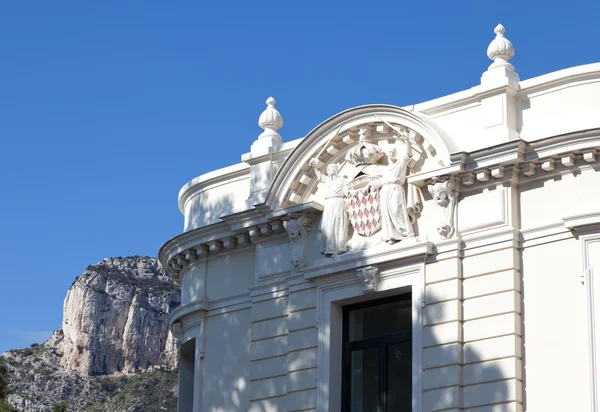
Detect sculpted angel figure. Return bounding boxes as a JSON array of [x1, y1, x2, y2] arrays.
[[309, 158, 349, 256], [370, 142, 414, 244]]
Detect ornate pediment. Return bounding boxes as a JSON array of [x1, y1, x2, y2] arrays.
[[303, 116, 447, 255], [259, 105, 455, 256]]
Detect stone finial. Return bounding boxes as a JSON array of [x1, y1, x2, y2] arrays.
[[258, 97, 283, 141], [486, 24, 515, 70]]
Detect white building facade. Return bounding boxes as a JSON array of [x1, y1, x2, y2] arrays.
[[159, 25, 600, 411]]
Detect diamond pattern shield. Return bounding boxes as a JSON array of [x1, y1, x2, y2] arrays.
[[346, 187, 381, 237]]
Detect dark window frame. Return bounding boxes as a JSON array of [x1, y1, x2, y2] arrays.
[[341, 293, 412, 412]]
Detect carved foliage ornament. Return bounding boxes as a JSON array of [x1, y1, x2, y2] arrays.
[[284, 213, 312, 272], [426, 175, 458, 239], [356, 265, 379, 293]]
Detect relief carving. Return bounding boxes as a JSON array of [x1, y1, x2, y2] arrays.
[[310, 123, 424, 256], [426, 175, 458, 239], [284, 213, 312, 271], [309, 159, 349, 256], [356, 265, 379, 293]]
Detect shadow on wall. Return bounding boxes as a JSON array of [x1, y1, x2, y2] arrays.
[[309, 245, 515, 411], [182, 223, 514, 411], [419, 296, 512, 411], [185, 193, 237, 231]]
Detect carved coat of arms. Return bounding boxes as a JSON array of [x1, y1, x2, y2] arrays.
[[310, 125, 423, 256], [346, 175, 381, 237]]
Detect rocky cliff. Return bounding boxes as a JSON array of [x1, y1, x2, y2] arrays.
[[1, 256, 180, 411]]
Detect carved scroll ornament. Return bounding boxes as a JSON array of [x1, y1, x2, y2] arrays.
[[356, 265, 379, 293], [426, 175, 458, 239], [284, 213, 312, 271]]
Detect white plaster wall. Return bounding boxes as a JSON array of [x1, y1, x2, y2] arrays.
[[206, 249, 256, 301], [521, 80, 600, 140], [181, 263, 206, 304], [522, 238, 591, 411], [183, 176, 250, 231], [520, 169, 600, 230], [458, 187, 509, 234], [428, 103, 483, 153], [202, 309, 252, 412], [256, 238, 292, 280]]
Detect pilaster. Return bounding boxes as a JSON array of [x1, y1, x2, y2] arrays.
[[462, 245, 523, 411], [248, 278, 318, 412], [423, 255, 464, 411]]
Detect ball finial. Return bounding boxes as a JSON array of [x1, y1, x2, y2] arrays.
[[486, 23, 515, 70], [258, 96, 283, 141]]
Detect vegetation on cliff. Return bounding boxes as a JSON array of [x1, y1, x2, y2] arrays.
[[2, 257, 179, 412]]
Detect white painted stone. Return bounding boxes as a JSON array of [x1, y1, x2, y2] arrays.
[[463, 248, 519, 278], [423, 364, 461, 390], [423, 343, 463, 369], [285, 388, 317, 411], [249, 375, 287, 401], [464, 313, 521, 342], [288, 308, 316, 332], [251, 297, 288, 322], [463, 270, 520, 299], [250, 336, 288, 361], [288, 288, 317, 312], [426, 279, 462, 303], [465, 402, 523, 412], [287, 328, 317, 352], [256, 242, 292, 279], [422, 386, 461, 411], [250, 355, 287, 380], [463, 358, 522, 385], [287, 368, 318, 392], [426, 258, 461, 284], [423, 322, 463, 347], [249, 397, 285, 412], [251, 317, 288, 341], [464, 335, 522, 363], [458, 189, 507, 233], [424, 300, 462, 325], [463, 291, 521, 321], [287, 348, 317, 371], [463, 379, 522, 408]]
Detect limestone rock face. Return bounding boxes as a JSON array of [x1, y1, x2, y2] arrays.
[[56, 256, 180, 375]]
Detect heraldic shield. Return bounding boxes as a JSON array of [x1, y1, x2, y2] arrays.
[[346, 174, 382, 237]]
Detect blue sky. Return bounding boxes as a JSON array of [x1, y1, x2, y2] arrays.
[[0, 1, 598, 353]]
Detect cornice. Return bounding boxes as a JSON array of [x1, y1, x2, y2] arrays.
[[518, 62, 600, 94], [410, 130, 600, 190], [409, 63, 600, 117], [564, 211, 600, 231], [159, 202, 322, 283]]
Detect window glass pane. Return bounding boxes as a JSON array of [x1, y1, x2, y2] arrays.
[[350, 347, 379, 412], [386, 341, 412, 412], [348, 297, 411, 341]]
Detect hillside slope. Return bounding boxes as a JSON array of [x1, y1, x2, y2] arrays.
[[2, 257, 180, 412]]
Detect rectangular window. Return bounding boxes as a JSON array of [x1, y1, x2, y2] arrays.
[[342, 294, 412, 412]]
